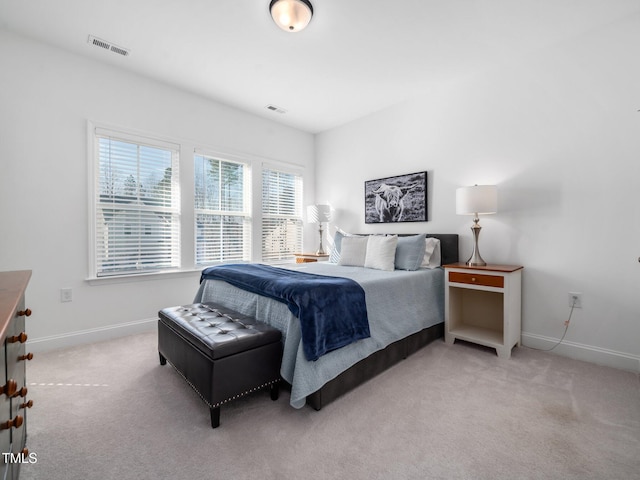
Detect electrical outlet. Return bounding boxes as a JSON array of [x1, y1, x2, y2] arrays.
[[60, 288, 73, 303], [568, 292, 582, 308]]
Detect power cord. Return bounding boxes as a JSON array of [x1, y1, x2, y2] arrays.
[[531, 296, 577, 352]]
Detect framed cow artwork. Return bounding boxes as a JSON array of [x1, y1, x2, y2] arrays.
[[364, 171, 428, 223]]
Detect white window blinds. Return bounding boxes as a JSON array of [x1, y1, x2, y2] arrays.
[[93, 129, 180, 277], [261, 166, 303, 262], [194, 154, 251, 265]]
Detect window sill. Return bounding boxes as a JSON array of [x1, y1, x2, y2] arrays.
[[86, 268, 202, 286]]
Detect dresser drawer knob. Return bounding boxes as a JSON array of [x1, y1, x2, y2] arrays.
[[8, 332, 28, 344], [18, 353, 34, 362], [0, 415, 23, 431], [12, 387, 28, 398], [471, 277, 476, 282], [18, 308, 32, 317], [0, 380, 17, 397], [20, 400, 33, 410]]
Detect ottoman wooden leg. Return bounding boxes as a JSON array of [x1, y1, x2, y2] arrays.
[[270, 383, 279, 401], [159, 352, 167, 365], [210, 407, 221, 429]]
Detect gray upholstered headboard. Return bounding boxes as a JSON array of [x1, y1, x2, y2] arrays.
[[355, 233, 459, 266]]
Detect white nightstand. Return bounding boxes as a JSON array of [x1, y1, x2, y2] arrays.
[[443, 263, 523, 359]]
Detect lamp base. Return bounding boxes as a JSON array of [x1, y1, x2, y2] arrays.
[[316, 224, 325, 256], [466, 258, 487, 267], [466, 221, 487, 267]]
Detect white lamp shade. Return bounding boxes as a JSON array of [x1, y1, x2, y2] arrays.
[[456, 185, 498, 215], [270, 0, 313, 32], [307, 204, 331, 223]]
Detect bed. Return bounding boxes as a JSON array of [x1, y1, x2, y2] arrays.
[[193, 233, 458, 410]]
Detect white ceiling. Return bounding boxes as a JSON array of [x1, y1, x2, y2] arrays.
[[1, 0, 638, 133]]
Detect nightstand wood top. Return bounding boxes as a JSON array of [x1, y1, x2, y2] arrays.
[[443, 263, 523, 273]]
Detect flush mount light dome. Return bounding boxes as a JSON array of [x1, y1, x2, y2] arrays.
[[269, 0, 313, 32]]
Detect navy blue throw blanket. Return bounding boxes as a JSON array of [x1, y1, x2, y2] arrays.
[[200, 264, 370, 361]]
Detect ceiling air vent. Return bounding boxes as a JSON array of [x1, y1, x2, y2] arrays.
[[265, 104, 287, 114], [87, 35, 130, 57]]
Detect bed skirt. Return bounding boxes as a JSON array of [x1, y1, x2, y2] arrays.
[[305, 322, 444, 410]]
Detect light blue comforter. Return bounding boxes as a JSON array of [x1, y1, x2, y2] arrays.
[[194, 262, 444, 408]]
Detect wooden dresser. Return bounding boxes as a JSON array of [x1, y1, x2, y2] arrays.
[[0, 271, 33, 479]]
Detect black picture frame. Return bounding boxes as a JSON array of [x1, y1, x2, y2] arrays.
[[364, 171, 428, 223]]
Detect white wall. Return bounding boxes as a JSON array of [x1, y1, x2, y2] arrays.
[[315, 14, 640, 371], [0, 30, 315, 351]]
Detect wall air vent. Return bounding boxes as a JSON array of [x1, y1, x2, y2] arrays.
[[265, 104, 287, 114], [87, 35, 130, 57]]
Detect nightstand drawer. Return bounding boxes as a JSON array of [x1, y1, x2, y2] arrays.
[[296, 257, 317, 263], [448, 271, 504, 288], [294, 253, 329, 263]]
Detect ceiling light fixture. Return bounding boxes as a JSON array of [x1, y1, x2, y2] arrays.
[[269, 0, 313, 32]]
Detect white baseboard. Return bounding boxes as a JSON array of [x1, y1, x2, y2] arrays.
[[522, 332, 640, 373], [24, 323, 640, 373], [25, 318, 157, 353]]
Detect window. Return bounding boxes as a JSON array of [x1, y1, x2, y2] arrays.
[[261, 166, 303, 262], [90, 124, 306, 278], [92, 128, 180, 277], [194, 154, 251, 265]]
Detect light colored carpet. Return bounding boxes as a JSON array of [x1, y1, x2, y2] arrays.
[[19, 331, 639, 480]]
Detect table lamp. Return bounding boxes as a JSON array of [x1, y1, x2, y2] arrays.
[[307, 204, 331, 255], [456, 185, 497, 266]]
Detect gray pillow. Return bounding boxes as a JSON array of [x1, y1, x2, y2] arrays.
[[329, 230, 346, 263], [394, 234, 427, 270]]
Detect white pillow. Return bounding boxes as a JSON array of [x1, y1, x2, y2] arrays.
[[338, 236, 368, 267], [364, 235, 398, 271], [421, 237, 441, 269]]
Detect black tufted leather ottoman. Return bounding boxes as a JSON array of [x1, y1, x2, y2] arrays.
[[158, 303, 283, 428]]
